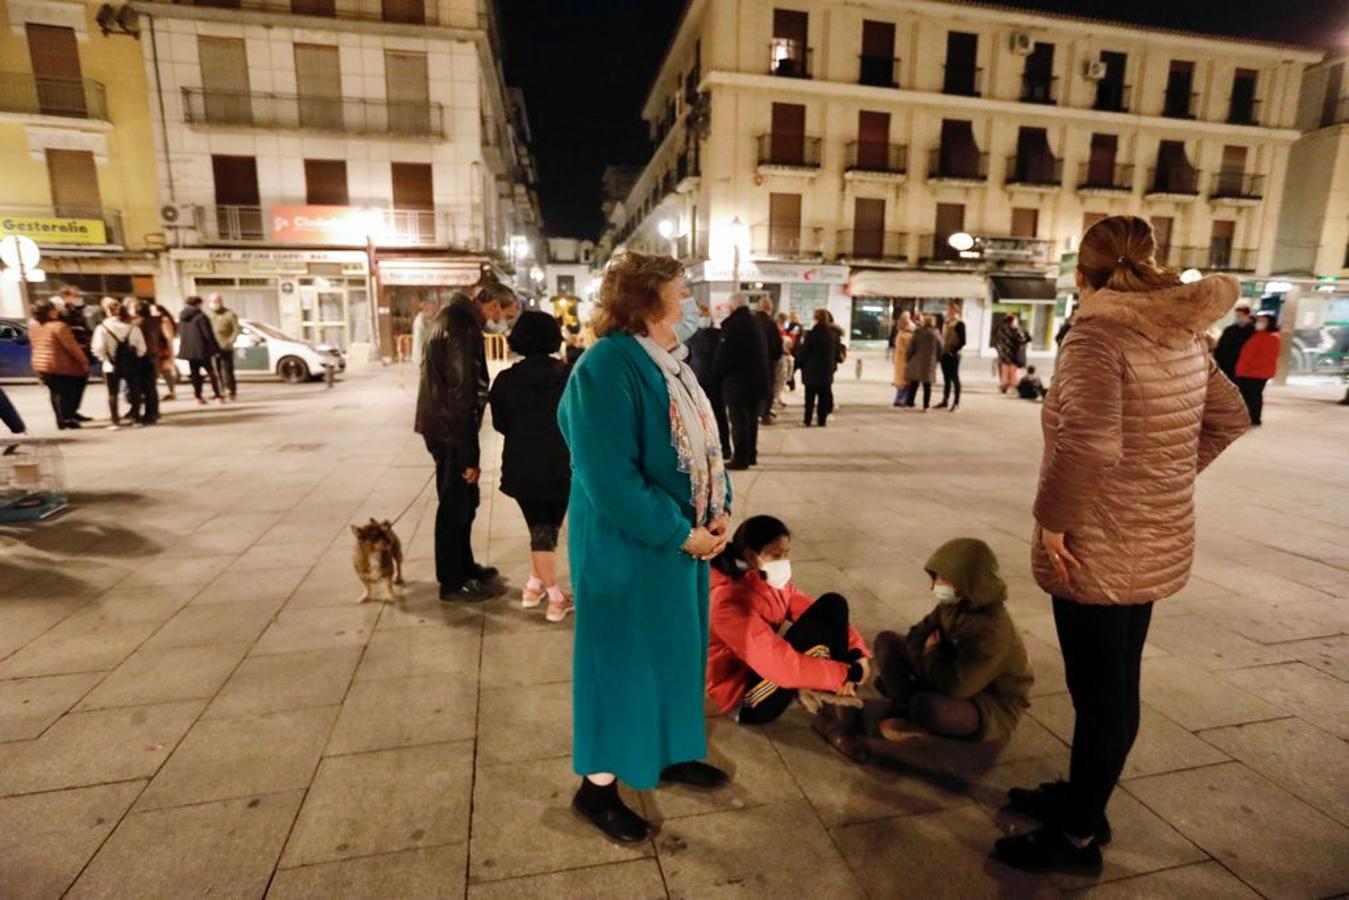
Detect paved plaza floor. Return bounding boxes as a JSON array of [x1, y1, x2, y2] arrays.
[[0, 360, 1346, 899]]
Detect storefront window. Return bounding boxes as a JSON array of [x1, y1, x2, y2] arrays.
[[851, 297, 892, 342], [1286, 292, 1349, 384]]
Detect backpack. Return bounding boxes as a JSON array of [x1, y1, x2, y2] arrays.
[[102, 325, 138, 372]]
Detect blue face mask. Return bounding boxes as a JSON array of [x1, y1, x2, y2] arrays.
[[672, 297, 701, 344]]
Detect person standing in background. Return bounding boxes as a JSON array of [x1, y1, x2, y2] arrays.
[[91, 297, 147, 429], [714, 294, 770, 470], [684, 304, 730, 455], [891, 311, 916, 406], [994, 314, 1031, 394], [55, 286, 93, 423], [28, 299, 89, 430], [128, 300, 161, 425], [936, 302, 967, 412], [1212, 301, 1254, 382], [177, 296, 225, 405], [796, 308, 841, 428], [756, 298, 783, 425], [903, 314, 942, 412], [145, 300, 179, 401], [206, 294, 240, 401], [1234, 311, 1280, 426]]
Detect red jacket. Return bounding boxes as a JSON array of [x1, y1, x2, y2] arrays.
[[1235, 331, 1280, 380], [707, 567, 869, 715]]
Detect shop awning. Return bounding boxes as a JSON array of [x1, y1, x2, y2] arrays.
[[990, 275, 1056, 301], [849, 269, 986, 298]]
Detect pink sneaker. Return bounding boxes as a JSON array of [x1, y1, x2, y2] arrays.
[[522, 582, 545, 609], [545, 589, 573, 623]]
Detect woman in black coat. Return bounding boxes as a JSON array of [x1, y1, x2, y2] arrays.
[[177, 296, 224, 404], [488, 311, 574, 622], [795, 308, 841, 427]]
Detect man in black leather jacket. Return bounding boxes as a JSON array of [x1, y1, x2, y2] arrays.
[[415, 282, 512, 601], [714, 294, 770, 470]]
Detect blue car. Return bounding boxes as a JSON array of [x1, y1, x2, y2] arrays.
[[0, 316, 101, 380]]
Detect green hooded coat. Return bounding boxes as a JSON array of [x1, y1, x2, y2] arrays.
[[904, 538, 1034, 741]]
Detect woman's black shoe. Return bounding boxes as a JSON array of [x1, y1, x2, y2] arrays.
[[1006, 781, 1112, 845], [471, 565, 500, 582], [659, 761, 729, 790], [993, 827, 1102, 875], [73, 413, 92, 422], [61, 419, 82, 430], [572, 780, 650, 844], [439, 579, 494, 603]]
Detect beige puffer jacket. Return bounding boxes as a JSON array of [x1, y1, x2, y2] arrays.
[[1032, 276, 1250, 604]]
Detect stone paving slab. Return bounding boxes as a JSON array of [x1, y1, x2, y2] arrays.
[[0, 368, 1345, 898]]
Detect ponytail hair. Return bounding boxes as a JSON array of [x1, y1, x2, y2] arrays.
[[710, 515, 791, 579], [1077, 215, 1181, 294]]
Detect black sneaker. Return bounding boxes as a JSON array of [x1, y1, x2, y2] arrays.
[[572, 785, 650, 844], [1006, 781, 1112, 845], [60, 419, 82, 430], [471, 565, 500, 582], [439, 579, 496, 603], [993, 827, 1102, 875], [660, 761, 729, 790], [74, 413, 92, 422]]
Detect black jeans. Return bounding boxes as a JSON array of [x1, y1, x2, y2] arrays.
[[739, 593, 852, 725], [104, 370, 142, 425], [188, 358, 222, 400], [425, 438, 481, 589], [905, 381, 932, 409], [708, 386, 730, 459], [1236, 377, 1267, 425], [40, 374, 83, 425], [727, 403, 760, 466], [216, 350, 237, 397], [135, 359, 160, 423], [940, 354, 962, 407], [1053, 596, 1154, 838], [803, 383, 834, 426]]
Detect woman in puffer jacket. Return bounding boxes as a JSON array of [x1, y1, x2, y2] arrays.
[[995, 216, 1250, 875]]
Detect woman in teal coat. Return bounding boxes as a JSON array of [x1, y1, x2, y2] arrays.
[[558, 251, 732, 843]]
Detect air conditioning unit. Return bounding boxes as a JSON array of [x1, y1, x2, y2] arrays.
[[159, 203, 200, 229], [1009, 32, 1034, 56], [1084, 59, 1108, 81]]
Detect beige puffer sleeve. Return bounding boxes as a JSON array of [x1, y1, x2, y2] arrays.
[[1033, 332, 1124, 533], [1197, 357, 1250, 472]]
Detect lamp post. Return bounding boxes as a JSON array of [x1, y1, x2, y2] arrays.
[[728, 216, 747, 297], [0, 235, 45, 317], [657, 218, 677, 258]]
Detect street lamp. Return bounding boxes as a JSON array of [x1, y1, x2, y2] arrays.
[[947, 231, 976, 252], [0, 235, 45, 316], [727, 216, 748, 295], [657, 218, 679, 258]]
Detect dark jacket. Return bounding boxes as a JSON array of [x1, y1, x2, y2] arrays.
[[795, 322, 840, 387], [994, 321, 1030, 367], [756, 310, 784, 368], [59, 305, 92, 354], [488, 354, 571, 501], [415, 296, 489, 467], [684, 326, 721, 393], [942, 320, 967, 358], [713, 306, 770, 406], [1213, 320, 1254, 379], [904, 326, 942, 383], [177, 305, 220, 361]]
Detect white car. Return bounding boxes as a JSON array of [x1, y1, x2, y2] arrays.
[[176, 320, 345, 384]]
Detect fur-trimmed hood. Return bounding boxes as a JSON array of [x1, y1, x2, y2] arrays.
[[1074, 275, 1238, 351]]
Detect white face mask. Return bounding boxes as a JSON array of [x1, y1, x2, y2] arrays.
[[1254, 320, 1268, 332], [933, 583, 959, 604], [760, 559, 792, 590]]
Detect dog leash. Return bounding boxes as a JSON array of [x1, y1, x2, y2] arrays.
[[390, 469, 437, 526]]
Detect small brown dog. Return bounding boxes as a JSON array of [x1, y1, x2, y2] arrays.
[[351, 518, 405, 603]]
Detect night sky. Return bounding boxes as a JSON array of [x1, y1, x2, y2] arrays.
[[496, 0, 1349, 240]]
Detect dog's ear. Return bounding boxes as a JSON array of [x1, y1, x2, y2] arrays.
[[351, 525, 361, 538], [368, 517, 378, 526], [381, 519, 393, 529]]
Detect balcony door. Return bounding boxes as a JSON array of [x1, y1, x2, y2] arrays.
[[386, 51, 431, 135], [1015, 126, 1053, 183], [943, 31, 978, 95], [295, 43, 343, 130], [938, 119, 978, 177], [1023, 42, 1054, 102], [934, 202, 964, 261], [1209, 220, 1235, 269], [46, 150, 101, 219], [291, 0, 335, 15], [26, 24, 85, 117], [198, 36, 251, 125], [772, 9, 808, 77], [853, 197, 885, 258], [859, 19, 895, 87], [212, 155, 262, 240], [768, 192, 801, 256], [1086, 133, 1118, 186], [304, 159, 349, 206], [1155, 140, 1194, 192], [856, 110, 889, 169], [1165, 60, 1195, 117], [1230, 68, 1258, 123], [1151, 216, 1174, 265], [1095, 51, 1128, 111], [770, 102, 805, 166], [382, 0, 425, 25], [1011, 207, 1038, 238], [1218, 145, 1248, 195]]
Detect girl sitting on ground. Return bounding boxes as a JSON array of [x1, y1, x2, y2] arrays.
[[708, 516, 871, 728], [872, 537, 1033, 742]]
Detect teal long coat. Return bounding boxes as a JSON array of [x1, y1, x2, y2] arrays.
[[558, 333, 730, 789]]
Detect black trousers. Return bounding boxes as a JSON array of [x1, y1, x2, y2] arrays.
[[739, 593, 852, 725], [727, 403, 760, 466], [136, 360, 160, 424], [104, 370, 142, 425], [188, 358, 222, 400], [40, 374, 83, 425], [1236, 377, 1267, 425], [216, 350, 237, 397], [425, 438, 481, 589], [940, 355, 962, 407], [1054, 596, 1154, 838], [709, 388, 730, 460], [803, 383, 834, 426], [905, 381, 932, 409]]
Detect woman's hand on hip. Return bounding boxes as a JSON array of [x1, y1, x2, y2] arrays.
[[681, 527, 725, 560], [1041, 529, 1082, 583]]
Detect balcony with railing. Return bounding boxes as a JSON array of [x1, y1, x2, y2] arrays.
[[1159, 245, 1257, 272], [757, 134, 822, 171], [928, 148, 989, 183], [1210, 171, 1265, 202], [0, 205, 123, 246], [1005, 154, 1063, 189], [1146, 167, 1202, 198], [201, 205, 444, 245], [675, 231, 708, 263], [1021, 75, 1057, 105], [1093, 81, 1131, 113], [1227, 97, 1261, 126], [750, 224, 824, 259], [167, 0, 441, 25], [206, 205, 266, 242], [919, 233, 978, 265], [845, 141, 907, 177], [0, 73, 107, 121], [769, 41, 812, 79], [1163, 88, 1199, 119], [943, 64, 983, 97], [1079, 162, 1134, 194], [182, 88, 444, 137], [858, 55, 898, 88], [836, 229, 908, 262]]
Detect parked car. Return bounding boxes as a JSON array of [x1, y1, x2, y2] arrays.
[[175, 319, 345, 384], [0, 317, 102, 380]]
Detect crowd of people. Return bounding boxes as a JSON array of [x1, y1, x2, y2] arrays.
[[22, 286, 243, 432], [411, 215, 1252, 876]]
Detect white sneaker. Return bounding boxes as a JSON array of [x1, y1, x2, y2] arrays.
[[106, 423, 120, 431]]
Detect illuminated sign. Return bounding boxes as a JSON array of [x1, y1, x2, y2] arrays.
[[1, 215, 107, 245], [270, 205, 375, 245]]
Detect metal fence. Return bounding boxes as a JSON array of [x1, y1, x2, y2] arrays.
[[182, 88, 443, 137]]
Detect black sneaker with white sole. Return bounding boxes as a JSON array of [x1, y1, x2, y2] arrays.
[[1006, 780, 1112, 845], [993, 827, 1103, 875]]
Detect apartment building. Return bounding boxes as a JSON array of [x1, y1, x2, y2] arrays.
[[1272, 52, 1349, 384], [0, 0, 161, 317], [137, 0, 539, 358], [543, 236, 595, 299], [606, 0, 1321, 356]]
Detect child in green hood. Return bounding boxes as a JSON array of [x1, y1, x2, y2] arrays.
[[873, 537, 1033, 742]]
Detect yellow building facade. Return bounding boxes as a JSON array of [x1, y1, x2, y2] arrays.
[[0, 0, 161, 316]]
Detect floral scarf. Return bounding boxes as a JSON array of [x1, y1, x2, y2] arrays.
[[635, 334, 728, 527]]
